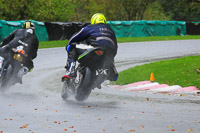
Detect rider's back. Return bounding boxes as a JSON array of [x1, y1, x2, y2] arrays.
[[4, 28, 39, 60], [85, 23, 118, 55]]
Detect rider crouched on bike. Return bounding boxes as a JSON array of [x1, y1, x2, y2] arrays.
[[62, 13, 118, 81], [0, 21, 39, 81]]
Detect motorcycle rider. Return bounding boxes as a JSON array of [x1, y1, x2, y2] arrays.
[[62, 13, 118, 82], [0, 21, 39, 82]]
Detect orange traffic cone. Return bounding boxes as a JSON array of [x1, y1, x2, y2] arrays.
[[150, 72, 155, 81]]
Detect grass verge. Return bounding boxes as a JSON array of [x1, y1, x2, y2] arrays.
[[39, 40, 67, 49], [114, 55, 200, 89], [117, 35, 200, 43], [39, 35, 200, 49]]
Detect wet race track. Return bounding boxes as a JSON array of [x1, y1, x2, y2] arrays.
[[0, 40, 200, 133]]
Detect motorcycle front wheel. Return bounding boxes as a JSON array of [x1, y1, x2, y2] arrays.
[[61, 81, 72, 100]]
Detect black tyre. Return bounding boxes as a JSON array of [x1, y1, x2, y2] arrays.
[[0, 65, 12, 90], [61, 81, 71, 99], [75, 67, 93, 101]]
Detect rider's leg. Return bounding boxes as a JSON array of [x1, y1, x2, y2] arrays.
[[107, 63, 118, 81], [104, 48, 118, 81], [16, 66, 29, 84], [63, 46, 78, 79]]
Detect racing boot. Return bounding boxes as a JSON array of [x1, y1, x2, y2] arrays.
[[62, 61, 76, 81], [107, 63, 118, 81]]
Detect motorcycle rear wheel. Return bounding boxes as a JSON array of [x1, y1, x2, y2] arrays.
[[75, 67, 93, 101], [1, 65, 13, 90]]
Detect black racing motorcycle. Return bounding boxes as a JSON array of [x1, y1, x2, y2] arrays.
[[61, 44, 110, 101], [0, 47, 28, 90]]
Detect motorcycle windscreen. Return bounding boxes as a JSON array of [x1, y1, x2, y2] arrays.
[[78, 48, 105, 68]]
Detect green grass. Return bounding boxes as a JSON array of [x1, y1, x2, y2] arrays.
[[39, 35, 200, 49], [39, 40, 67, 49], [117, 35, 200, 43], [114, 55, 200, 89]]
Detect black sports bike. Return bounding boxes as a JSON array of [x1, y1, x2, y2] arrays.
[[61, 44, 111, 101], [0, 47, 28, 90]]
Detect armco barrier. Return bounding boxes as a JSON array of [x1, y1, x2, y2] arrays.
[[44, 22, 89, 41], [44, 22, 64, 41], [186, 22, 200, 35]]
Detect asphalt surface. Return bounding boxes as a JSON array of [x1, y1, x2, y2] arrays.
[[0, 40, 200, 133]]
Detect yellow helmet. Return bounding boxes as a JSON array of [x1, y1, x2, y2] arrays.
[[23, 21, 35, 30], [91, 13, 107, 24]]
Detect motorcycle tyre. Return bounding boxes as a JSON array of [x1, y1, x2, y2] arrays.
[[75, 67, 93, 101], [1, 65, 12, 90], [61, 81, 71, 100]]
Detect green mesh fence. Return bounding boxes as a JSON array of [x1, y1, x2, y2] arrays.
[[0, 20, 49, 42], [107, 20, 186, 37], [0, 20, 188, 42]]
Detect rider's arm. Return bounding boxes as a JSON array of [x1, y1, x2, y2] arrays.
[[31, 43, 38, 60], [66, 26, 91, 51], [30, 39, 39, 60], [0, 30, 16, 47]]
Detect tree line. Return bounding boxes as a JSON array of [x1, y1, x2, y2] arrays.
[[0, 0, 199, 22]]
